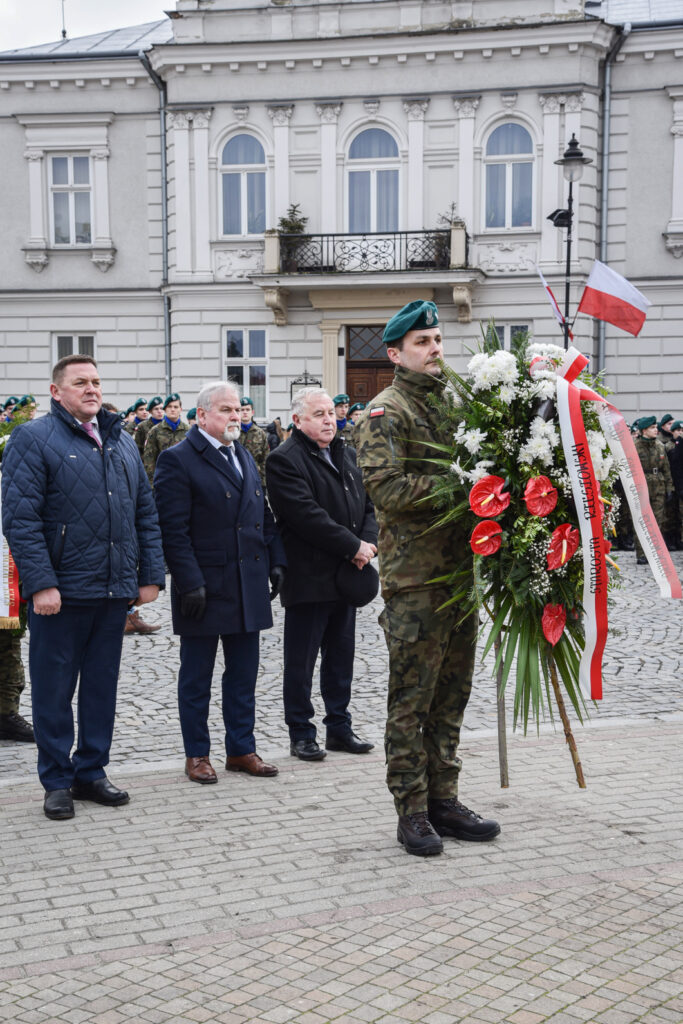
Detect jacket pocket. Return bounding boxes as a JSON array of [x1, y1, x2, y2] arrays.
[[378, 603, 421, 643], [51, 524, 67, 570]]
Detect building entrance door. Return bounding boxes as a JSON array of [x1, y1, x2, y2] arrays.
[[345, 325, 394, 406]]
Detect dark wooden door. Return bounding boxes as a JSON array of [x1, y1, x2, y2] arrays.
[[346, 326, 394, 406]]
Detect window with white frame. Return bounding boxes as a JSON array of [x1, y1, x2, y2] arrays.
[[490, 323, 529, 350], [484, 123, 534, 230], [53, 334, 95, 361], [221, 134, 266, 236], [226, 329, 267, 418], [348, 128, 399, 233], [49, 155, 92, 245]]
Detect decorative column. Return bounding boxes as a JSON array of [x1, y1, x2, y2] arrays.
[[453, 97, 480, 233], [168, 111, 192, 277], [403, 99, 429, 230], [664, 89, 683, 256], [192, 109, 213, 276], [316, 103, 342, 233], [321, 321, 341, 396], [23, 149, 48, 271], [538, 93, 564, 265], [90, 147, 116, 272], [267, 105, 294, 223]]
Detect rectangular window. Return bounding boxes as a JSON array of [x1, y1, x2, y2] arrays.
[[49, 155, 92, 245], [492, 324, 529, 350], [54, 334, 96, 361], [225, 328, 268, 418]]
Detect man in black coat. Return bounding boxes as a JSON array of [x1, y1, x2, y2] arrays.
[[154, 381, 286, 784], [265, 387, 378, 761]]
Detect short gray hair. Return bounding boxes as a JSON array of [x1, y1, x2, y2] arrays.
[[291, 386, 330, 419], [196, 380, 240, 412]]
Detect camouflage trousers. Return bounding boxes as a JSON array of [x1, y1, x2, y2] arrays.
[[0, 631, 26, 715], [635, 479, 669, 558], [379, 586, 477, 816]]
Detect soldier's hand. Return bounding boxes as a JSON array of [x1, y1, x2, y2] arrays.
[[269, 565, 286, 601], [32, 587, 62, 615], [180, 586, 207, 620]]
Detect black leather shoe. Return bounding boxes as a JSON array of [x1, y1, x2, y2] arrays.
[[397, 812, 443, 856], [290, 739, 326, 761], [0, 712, 35, 743], [428, 798, 500, 842], [326, 731, 374, 754], [71, 777, 130, 806], [44, 789, 74, 820]]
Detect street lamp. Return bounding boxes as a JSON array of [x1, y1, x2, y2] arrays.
[[547, 134, 592, 348]]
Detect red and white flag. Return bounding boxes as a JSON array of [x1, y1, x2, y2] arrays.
[[536, 267, 573, 340], [577, 260, 651, 337]]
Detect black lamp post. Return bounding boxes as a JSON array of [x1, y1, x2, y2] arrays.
[[547, 134, 592, 349]]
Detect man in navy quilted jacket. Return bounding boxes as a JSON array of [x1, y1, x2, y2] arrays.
[[1, 356, 165, 820]]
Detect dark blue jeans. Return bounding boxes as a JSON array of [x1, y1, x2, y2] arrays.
[[283, 600, 355, 742], [27, 598, 129, 791]]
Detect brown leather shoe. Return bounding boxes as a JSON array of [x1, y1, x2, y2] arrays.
[[124, 609, 161, 635], [226, 753, 279, 777], [185, 756, 218, 784]]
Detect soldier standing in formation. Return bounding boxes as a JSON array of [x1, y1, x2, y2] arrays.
[[135, 396, 164, 456], [356, 299, 500, 857], [124, 398, 149, 436], [237, 396, 269, 486], [633, 415, 675, 563], [143, 394, 188, 486], [333, 393, 356, 446]]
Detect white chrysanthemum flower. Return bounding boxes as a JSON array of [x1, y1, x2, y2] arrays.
[[463, 427, 488, 454], [530, 379, 556, 400], [518, 435, 553, 468], [453, 423, 467, 445], [498, 384, 517, 405], [530, 417, 560, 448], [527, 342, 566, 363], [469, 460, 495, 483], [449, 457, 469, 482]]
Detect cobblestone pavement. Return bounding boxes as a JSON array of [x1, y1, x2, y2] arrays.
[[0, 551, 682, 1023]]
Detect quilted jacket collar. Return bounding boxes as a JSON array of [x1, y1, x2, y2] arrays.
[[50, 398, 122, 444]]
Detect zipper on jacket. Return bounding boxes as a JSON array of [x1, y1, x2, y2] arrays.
[[53, 524, 67, 569]]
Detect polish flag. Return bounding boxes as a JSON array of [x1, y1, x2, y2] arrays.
[[577, 261, 651, 337], [537, 267, 573, 340]]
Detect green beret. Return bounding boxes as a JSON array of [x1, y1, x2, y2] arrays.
[[3, 396, 19, 409], [383, 300, 439, 345], [286, 422, 294, 431], [17, 394, 35, 407], [671, 420, 682, 431], [163, 393, 181, 408], [349, 403, 365, 415], [636, 415, 657, 430], [148, 396, 163, 410], [240, 397, 254, 407], [132, 398, 147, 412], [659, 413, 674, 427], [333, 394, 350, 406], [186, 408, 197, 421]]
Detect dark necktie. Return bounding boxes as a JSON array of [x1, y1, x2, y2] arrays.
[[219, 444, 242, 477]]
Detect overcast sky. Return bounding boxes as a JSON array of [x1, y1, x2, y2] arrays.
[[0, 0, 170, 51]]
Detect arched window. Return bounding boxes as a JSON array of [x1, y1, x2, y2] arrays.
[[221, 133, 266, 235], [348, 128, 399, 232], [484, 123, 534, 229]]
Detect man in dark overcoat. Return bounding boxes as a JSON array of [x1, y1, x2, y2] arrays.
[[265, 387, 377, 762], [154, 381, 286, 784]]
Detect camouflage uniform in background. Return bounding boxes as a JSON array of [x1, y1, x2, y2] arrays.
[[0, 631, 26, 717], [135, 415, 163, 458], [237, 422, 270, 487], [144, 419, 189, 486], [356, 364, 475, 815], [336, 420, 356, 447], [634, 433, 674, 558], [124, 420, 138, 437]]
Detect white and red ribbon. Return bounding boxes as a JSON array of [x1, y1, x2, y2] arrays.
[[535, 346, 681, 700], [0, 490, 22, 629]]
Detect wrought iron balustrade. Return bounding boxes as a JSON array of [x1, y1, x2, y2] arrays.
[[278, 229, 452, 274]]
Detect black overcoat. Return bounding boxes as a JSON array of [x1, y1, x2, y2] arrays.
[[265, 426, 377, 608], [154, 426, 285, 636]]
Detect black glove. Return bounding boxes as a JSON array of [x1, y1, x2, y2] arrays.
[[269, 566, 286, 601], [180, 585, 207, 621]]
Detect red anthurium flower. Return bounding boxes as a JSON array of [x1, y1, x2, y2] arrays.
[[470, 520, 503, 556], [469, 475, 510, 518], [547, 524, 580, 570], [524, 476, 558, 517], [542, 603, 566, 646]]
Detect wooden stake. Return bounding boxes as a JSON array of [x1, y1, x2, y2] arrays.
[[494, 639, 509, 788], [548, 654, 586, 788]]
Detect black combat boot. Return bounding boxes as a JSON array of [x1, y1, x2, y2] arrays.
[[428, 798, 501, 842], [396, 812, 443, 856]]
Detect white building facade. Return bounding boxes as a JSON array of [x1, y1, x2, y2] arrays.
[[0, 0, 681, 420]]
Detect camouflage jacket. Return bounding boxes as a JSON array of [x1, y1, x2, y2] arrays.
[[144, 419, 189, 485], [135, 415, 163, 456], [336, 421, 355, 447], [634, 435, 673, 496], [356, 364, 470, 599], [237, 423, 269, 486]]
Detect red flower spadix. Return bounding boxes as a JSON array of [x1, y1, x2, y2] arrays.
[[547, 524, 580, 570], [469, 475, 510, 518], [470, 520, 502, 556], [524, 476, 558, 517], [542, 603, 566, 646]]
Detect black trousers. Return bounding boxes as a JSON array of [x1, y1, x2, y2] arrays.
[[283, 600, 355, 742]]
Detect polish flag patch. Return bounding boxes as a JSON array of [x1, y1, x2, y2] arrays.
[[370, 407, 385, 417]]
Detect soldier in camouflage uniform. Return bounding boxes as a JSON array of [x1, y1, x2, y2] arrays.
[[333, 394, 356, 447], [124, 397, 149, 438], [634, 415, 675, 563], [356, 299, 500, 857], [135, 396, 164, 457], [237, 396, 270, 486], [144, 394, 188, 486]]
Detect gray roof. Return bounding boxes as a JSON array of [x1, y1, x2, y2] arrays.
[[597, 0, 683, 21], [0, 20, 173, 58]]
